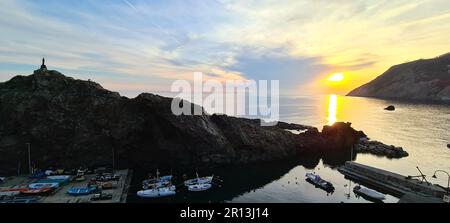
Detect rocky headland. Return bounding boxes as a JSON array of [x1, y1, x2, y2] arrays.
[[0, 66, 407, 175], [347, 53, 450, 102]]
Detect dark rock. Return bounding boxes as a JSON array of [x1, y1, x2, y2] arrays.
[[275, 122, 317, 132], [384, 105, 395, 111], [355, 140, 408, 158], [447, 144, 450, 149], [0, 69, 406, 175]]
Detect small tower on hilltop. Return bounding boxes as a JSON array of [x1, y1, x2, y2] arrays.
[[40, 58, 47, 70]]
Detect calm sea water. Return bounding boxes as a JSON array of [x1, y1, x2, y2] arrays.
[[128, 95, 450, 203]]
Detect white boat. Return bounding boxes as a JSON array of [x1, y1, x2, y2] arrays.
[[188, 183, 212, 192], [353, 185, 386, 201], [137, 185, 176, 198], [28, 183, 59, 189], [47, 175, 71, 180], [184, 173, 214, 186]]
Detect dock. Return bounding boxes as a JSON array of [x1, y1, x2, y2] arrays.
[[338, 162, 447, 203], [1, 169, 132, 203]]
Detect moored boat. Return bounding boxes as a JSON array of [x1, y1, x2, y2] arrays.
[[353, 185, 386, 202], [137, 185, 176, 198], [47, 175, 71, 180], [142, 169, 173, 189], [28, 183, 59, 190], [184, 173, 213, 186], [305, 173, 335, 192], [21, 187, 54, 196], [67, 186, 99, 196], [188, 183, 212, 192]]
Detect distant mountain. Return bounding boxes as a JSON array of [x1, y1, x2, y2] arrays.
[[347, 53, 450, 102]]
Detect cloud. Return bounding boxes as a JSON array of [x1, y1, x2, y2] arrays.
[[1, 0, 450, 95]]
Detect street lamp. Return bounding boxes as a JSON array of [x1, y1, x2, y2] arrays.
[[432, 170, 450, 196]]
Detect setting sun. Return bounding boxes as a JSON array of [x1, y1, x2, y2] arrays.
[[327, 73, 344, 82]]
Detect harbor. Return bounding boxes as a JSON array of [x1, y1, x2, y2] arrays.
[[338, 161, 447, 203], [0, 169, 132, 203]]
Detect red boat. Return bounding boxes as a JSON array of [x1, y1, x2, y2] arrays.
[[20, 187, 54, 196]]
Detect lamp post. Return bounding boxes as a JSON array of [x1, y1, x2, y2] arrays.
[[26, 143, 32, 175], [432, 170, 450, 196]]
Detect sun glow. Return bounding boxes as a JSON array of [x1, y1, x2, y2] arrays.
[[327, 73, 344, 82]]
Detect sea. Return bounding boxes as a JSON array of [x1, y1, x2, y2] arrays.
[[128, 94, 450, 203]]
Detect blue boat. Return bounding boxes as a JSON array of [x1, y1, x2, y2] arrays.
[[67, 186, 99, 196]]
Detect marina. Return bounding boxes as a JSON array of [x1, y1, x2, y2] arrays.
[[0, 169, 132, 203]]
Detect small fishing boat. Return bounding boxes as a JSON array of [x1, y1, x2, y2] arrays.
[[67, 186, 99, 196], [184, 173, 214, 186], [137, 185, 176, 198], [47, 175, 71, 180], [188, 183, 212, 192], [353, 185, 386, 202], [142, 169, 173, 189], [305, 173, 335, 192], [21, 187, 54, 196], [28, 183, 59, 190]]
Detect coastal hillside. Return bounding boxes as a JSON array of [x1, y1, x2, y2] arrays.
[[0, 66, 404, 175], [347, 53, 450, 102]]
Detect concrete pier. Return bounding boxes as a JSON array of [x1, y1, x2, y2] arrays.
[[1, 169, 132, 203], [338, 162, 447, 203]]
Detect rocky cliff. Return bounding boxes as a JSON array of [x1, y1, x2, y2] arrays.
[[347, 53, 450, 102], [0, 67, 402, 175]]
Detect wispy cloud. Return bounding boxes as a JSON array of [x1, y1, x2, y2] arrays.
[[122, 0, 137, 11]]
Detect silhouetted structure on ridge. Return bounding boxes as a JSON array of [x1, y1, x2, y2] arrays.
[[40, 58, 47, 70]]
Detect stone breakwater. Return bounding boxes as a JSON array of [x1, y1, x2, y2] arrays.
[[355, 139, 409, 158]]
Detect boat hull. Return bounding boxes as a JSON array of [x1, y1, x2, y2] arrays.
[[188, 183, 212, 192], [305, 173, 335, 193], [137, 186, 176, 198], [184, 176, 213, 186], [353, 186, 386, 202]]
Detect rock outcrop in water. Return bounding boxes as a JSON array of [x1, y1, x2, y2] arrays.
[[355, 139, 408, 158], [0, 67, 406, 175], [347, 53, 450, 102]]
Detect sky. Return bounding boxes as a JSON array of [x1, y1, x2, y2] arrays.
[[1, 0, 450, 97]]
